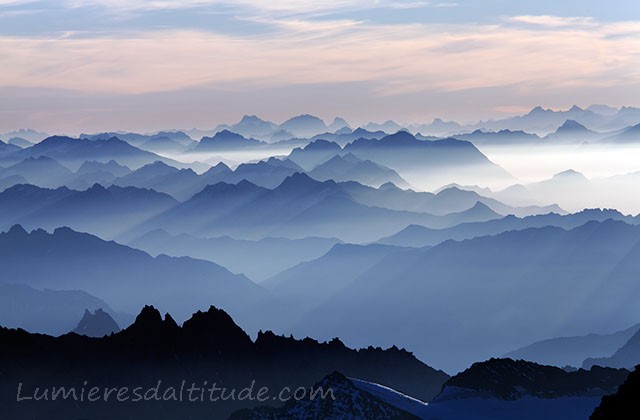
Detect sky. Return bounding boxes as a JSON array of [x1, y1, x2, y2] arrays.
[[1, 0, 639, 133]]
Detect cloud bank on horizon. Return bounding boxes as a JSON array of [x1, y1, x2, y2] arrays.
[[0, 0, 639, 132]]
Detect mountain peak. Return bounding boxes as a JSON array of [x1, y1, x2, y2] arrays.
[[557, 119, 588, 132], [181, 306, 253, 351], [280, 114, 328, 137], [352, 127, 374, 136], [86, 183, 109, 193], [133, 305, 163, 327], [125, 305, 178, 336], [379, 182, 401, 191], [569, 104, 584, 112], [304, 139, 341, 151], [38, 135, 76, 145], [278, 172, 322, 190], [6, 224, 28, 237], [468, 201, 493, 212], [381, 130, 416, 143], [72, 308, 121, 338], [239, 115, 265, 124], [284, 114, 323, 122], [552, 169, 587, 180], [214, 129, 245, 140], [328, 117, 350, 131], [528, 106, 550, 115]]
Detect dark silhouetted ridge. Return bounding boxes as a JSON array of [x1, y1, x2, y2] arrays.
[[438, 358, 628, 401]]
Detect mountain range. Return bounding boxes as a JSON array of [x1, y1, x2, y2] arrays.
[[0, 305, 448, 419], [0, 183, 177, 239], [132, 173, 505, 242], [0, 135, 190, 171], [377, 208, 633, 248], [426, 359, 628, 420], [504, 323, 640, 368], [583, 326, 640, 370], [128, 229, 340, 281], [283, 220, 640, 372], [0, 225, 267, 326]]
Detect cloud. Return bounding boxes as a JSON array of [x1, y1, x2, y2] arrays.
[[0, 0, 37, 4], [0, 17, 637, 104], [507, 15, 596, 28], [2, 12, 639, 96], [0, 2, 639, 131], [63, 0, 458, 16], [64, 0, 364, 13]]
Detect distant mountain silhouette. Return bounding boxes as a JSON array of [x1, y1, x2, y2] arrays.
[[0, 128, 48, 143], [493, 169, 596, 210], [343, 132, 512, 187], [310, 127, 387, 146], [263, 243, 405, 311], [229, 160, 300, 189], [288, 139, 342, 170], [505, 323, 640, 368], [194, 130, 265, 152], [77, 159, 131, 177], [543, 120, 605, 143], [377, 208, 631, 247], [230, 372, 420, 420], [467, 105, 607, 135], [289, 220, 640, 372], [364, 120, 404, 133], [81, 130, 195, 147], [129, 229, 340, 281], [0, 226, 266, 324], [0, 174, 27, 191], [109, 159, 307, 201], [67, 160, 132, 190], [0, 156, 73, 187], [269, 128, 294, 142], [583, 326, 640, 369], [333, 182, 559, 218], [0, 184, 178, 238], [408, 118, 462, 136], [0, 184, 75, 225], [453, 129, 541, 145], [0, 140, 23, 158], [72, 308, 121, 337], [112, 161, 202, 200], [308, 153, 411, 188], [279, 114, 328, 138], [327, 116, 351, 132], [139, 135, 192, 154], [138, 173, 504, 242], [2, 135, 185, 171], [215, 115, 279, 141], [0, 305, 448, 419], [0, 283, 125, 336], [8, 137, 33, 148], [600, 123, 640, 143], [587, 104, 619, 116]]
